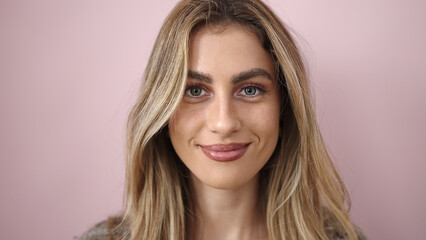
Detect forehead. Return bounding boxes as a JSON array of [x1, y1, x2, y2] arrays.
[[188, 23, 274, 78], [189, 23, 265, 54]]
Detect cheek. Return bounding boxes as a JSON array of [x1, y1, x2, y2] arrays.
[[169, 104, 205, 144], [239, 102, 281, 135]]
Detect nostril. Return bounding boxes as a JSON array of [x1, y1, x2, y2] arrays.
[[207, 104, 241, 135]]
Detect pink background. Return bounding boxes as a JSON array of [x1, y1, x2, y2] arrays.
[[1, 0, 425, 239]]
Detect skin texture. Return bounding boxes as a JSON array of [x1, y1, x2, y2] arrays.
[[168, 23, 280, 240]]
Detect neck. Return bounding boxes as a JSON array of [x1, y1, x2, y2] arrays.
[[190, 174, 268, 240]]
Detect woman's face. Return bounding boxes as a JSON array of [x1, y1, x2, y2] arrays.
[[169, 24, 281, 189]]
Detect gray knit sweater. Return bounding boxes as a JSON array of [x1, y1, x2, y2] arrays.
[[78, 217, 127, 240], [78, 216, 367, 240]]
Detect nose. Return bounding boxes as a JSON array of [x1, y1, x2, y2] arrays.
[[207, 94, 241, 136]]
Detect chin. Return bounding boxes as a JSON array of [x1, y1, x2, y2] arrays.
[[192, 170, 259, 190]]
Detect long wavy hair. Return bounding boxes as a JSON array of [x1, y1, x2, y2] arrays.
[[121, 0, 360, 239]]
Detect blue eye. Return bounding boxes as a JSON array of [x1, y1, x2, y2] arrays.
[[243, 86, 257, 96], [239, 85, 264, 97], [185, 85, 207, 97], [190, 87, 202, 96]]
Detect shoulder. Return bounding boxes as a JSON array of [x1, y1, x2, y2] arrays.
[[78, 221, 108, 240], [352, 227, 368, 240], [323, 210, 367, 240], [78, 216, 127, 240], [325, 220, 367, 240], [336, 227, 367, 240]]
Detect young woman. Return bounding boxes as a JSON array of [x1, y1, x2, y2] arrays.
[[80, 0, 366, 239]]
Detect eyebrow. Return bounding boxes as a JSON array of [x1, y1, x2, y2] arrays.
[[187, 68, 273, 84], [188, 70, 212, 83], [232, 68, 273, 84]]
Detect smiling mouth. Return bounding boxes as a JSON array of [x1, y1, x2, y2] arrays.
[[199, 143, 250, 162]]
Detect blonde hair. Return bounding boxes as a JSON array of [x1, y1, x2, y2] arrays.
[[122, 0, 362, 239]]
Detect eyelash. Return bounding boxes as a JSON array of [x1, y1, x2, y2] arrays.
[[238, 83, 267, 98], [184, 83, 267, 98], [185, 84, 209, 97]]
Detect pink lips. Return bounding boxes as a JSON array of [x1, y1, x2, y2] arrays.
[[199, 143, 250, 162]]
